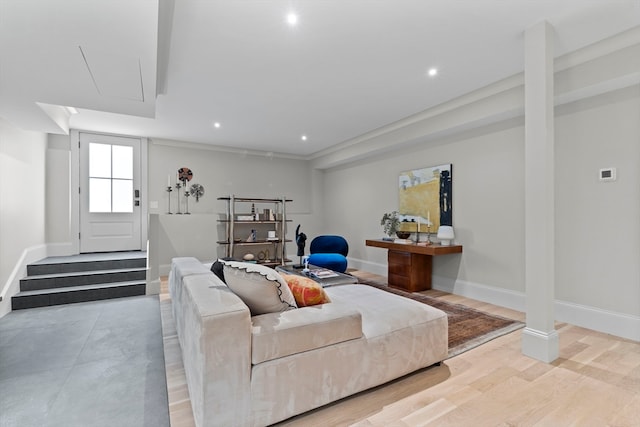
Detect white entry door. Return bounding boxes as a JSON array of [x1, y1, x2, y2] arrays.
[[79, 133, 142, 253]]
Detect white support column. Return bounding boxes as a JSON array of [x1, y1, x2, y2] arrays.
[[522, 20, 559, 363]]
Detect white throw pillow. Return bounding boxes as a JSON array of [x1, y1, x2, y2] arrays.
[[222, 261, 297, 315]]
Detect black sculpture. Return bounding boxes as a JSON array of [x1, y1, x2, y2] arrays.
[[294, 224, 307, 268], [439, 169, 452, 226]]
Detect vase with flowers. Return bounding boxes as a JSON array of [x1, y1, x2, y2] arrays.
[[380, 211, 402, 240]]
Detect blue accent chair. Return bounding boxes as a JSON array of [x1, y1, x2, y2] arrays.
[[307, 235, 349, 273]]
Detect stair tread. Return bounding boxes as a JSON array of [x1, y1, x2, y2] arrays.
[[30, 251, 146, 265], [22, 267, 147, 281], [15, 281, 146, 296], [14, 252, 148, 310]]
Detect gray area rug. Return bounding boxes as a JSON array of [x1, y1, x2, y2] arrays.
[[0, 296, 169, 427]]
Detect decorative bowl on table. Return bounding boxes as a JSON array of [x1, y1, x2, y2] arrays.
[[395, 231, 411, 239]]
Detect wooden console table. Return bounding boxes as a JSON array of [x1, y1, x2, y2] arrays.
[[365, 239, 463, 292]]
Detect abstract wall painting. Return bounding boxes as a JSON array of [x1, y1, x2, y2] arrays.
[[398, 164, 452, 234]]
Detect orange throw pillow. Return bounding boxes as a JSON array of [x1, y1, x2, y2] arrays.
[[281, 274, 331, 307]]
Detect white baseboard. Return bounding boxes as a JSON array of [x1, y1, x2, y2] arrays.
[[555, 299, 640, 342], [433, 275, 526, 312], [347, 257, 387, 277], [522, 328, 560, 362], [146, 278, 161, 295], [0, 244, 49, 319], [160, 264, 171, 277], [433, 275, 640, 342]]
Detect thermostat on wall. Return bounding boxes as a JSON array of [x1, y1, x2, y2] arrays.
[[599, 167, 617, 182]]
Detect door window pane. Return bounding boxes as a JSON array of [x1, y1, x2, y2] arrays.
[[112, 179, 133, 212], [112, 145, 133, 179], [89, 143, 111, 178], [88, 142, 134, 213], [89, 178, 112, 212]]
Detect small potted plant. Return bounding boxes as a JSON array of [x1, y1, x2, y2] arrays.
[[380, 211, 400, 240]]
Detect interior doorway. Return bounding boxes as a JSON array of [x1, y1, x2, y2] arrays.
[[77, 132, 146, 253]]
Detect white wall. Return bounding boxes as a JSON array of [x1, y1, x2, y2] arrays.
[[0, 119, 47, 317], [321, 86, 639, 321], [555, 87, 640, 315], [27, 134, 323, 274], [306, 29, 640, 340], [315, 73, 639, 340], [46, 134, 71, 248], [147, 140, 320, 271], [322, 120, 526, 292]]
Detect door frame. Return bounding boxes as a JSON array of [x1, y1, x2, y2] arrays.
[[70, 129, 148, 254]]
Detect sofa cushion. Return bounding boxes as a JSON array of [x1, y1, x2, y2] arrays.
[[324, 284, 448, 339], [281, 274, 331, 307], [223, 261, 297, 315], [169, 257, 212, 299], [210, 256, 237, 283], [251, 303, 362, 364], [210, 260, 225, 283]]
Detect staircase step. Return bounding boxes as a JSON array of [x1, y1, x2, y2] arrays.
[[12, 281, 146, 310], [28, 252, 146, 276], [13, 252, 148, 310], [20, 268, 147, 292]]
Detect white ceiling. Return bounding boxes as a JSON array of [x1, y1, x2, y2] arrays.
[[1, 0, 639, 156]]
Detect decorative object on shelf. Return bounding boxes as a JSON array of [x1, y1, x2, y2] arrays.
[[178, 167, 193, 183], [437, 225, 455, 246], [413, 215, 433, 245], [267, 230, 278, 240], [395, 231, 411, 239], [184, 189, 191, 214], [175, 181, 182, 214], [189, 183, 205, 202], [398, 164, 452, 235], [258, 249, 270, 262], [295, 224, 307, 267], [175, 167, 193, 214], [246, 229, 257, 242], [380, 211, 400, 240], [243, 253, 255, 261], [416, 218, 425, 244], [166, 185, 173, 214], [425, 220, 432, 244], [262, 208, 275, 221]]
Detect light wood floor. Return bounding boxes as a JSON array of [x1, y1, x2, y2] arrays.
[[160, 271, 640, 427]]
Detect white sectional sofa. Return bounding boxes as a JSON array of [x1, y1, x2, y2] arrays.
[[169, 257, 448, 427]]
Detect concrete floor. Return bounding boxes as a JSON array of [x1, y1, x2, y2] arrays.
[[0, 295, 170, 427]]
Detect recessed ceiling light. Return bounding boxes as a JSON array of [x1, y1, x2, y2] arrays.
[[286, 12, 298, 26], [301, 135, 307, 141], [213, 122, 221, 128], [427, 68, 438, 77]]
